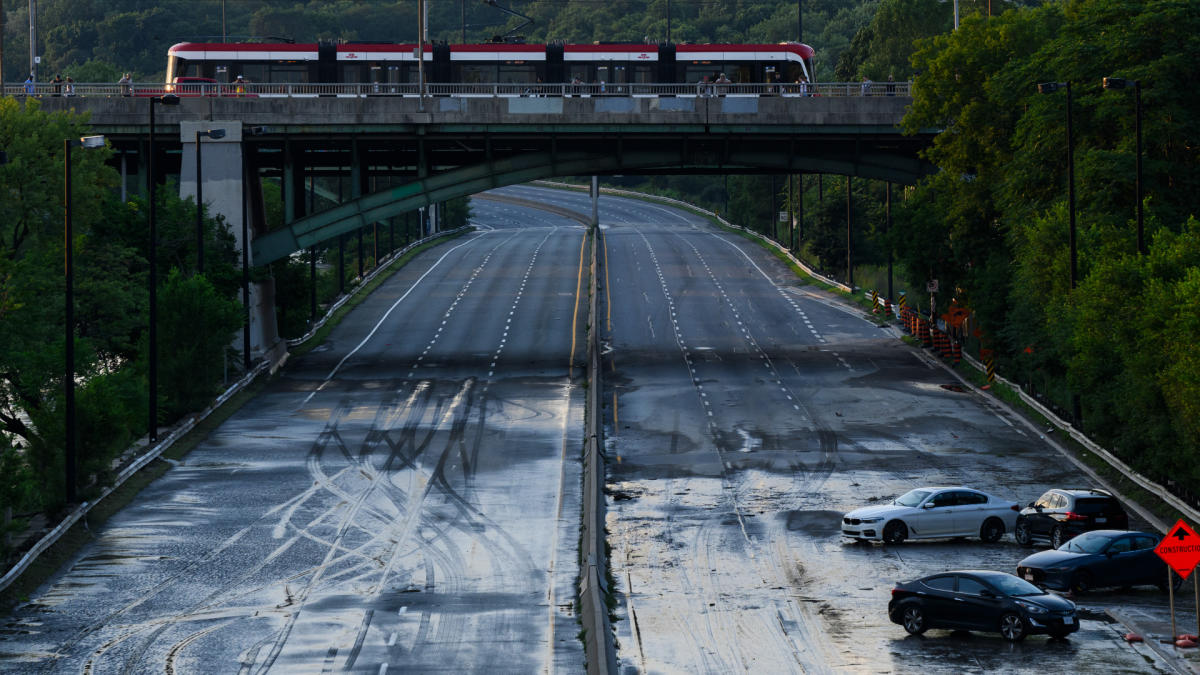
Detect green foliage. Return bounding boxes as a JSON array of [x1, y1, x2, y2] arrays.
[[2, 1, 882, 83], [156, 270, 242, 418], [897, 0, 1200, 488], [442, 196, 473, 229]]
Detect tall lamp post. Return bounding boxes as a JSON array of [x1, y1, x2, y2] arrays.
[[1102, 77, 1144, 255], [1037, 81, 1076, 290], [195, 128, 226, 275], [63, 134, 106, 503], [147, 94, 179, 444], [1038, 80, 1082, 424]]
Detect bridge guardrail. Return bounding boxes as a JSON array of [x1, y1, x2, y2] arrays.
[[2, 81, 912, 99]]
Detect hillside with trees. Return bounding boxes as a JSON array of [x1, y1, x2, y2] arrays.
[[2, 0, 1199, 539]]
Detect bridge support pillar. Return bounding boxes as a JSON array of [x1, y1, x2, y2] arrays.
[[590, 176, 599, 228], [180, 121, 284, 369]]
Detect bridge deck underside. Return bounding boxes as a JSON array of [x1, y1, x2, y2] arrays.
[[239, 126, 931, 265]]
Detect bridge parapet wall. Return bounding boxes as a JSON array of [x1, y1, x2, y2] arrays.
[[32, 95, 912, 129]]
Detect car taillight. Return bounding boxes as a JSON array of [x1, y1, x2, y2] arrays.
[[891, 588, 900, 596], [1011, 504, 1019, 511], [1063, 511, 1088, 521]]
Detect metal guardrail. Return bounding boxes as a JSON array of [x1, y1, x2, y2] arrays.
[[2, 81, 912, 99]]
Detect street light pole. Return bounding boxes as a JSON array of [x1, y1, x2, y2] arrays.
[[147, 95, 179, 443], [1038, 81, 1076, 289], [63, 138, 75, 504], [195, 128, 226, 275], [1102, 77, 1144, 255], [63, 134, 105, 503]]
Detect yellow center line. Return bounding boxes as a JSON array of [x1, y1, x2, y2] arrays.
[[601, 230, 620, 446], [603, 230, 613, 332], [568, 231, 587, 379]]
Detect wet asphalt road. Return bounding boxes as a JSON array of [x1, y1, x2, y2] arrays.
[[0, 185, 1180, 674], [0, 201, 588, 673], [493, 185, 1173, 674]]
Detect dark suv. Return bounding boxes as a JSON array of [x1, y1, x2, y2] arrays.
[[1015, 488, 1129, 549]]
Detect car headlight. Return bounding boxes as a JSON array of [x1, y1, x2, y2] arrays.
[[1016, 601, 1048, 614], [858, 517, 883, 524]]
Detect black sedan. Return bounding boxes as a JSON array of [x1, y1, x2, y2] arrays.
[[1017, 529, 1181, 593], [889, 570, 1078, 641]]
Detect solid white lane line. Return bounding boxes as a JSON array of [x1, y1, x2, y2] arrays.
[[301, 236, 483, 405]]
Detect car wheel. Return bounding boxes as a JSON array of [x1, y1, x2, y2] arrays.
[[883, 521, 908, 545], [1158, 572, 1185, 593], [999, 612, 1028, 642], [1051, 525, 1068, 549], [980, 517, 1005, 543], [1071, 570, 1094, 594], [1015, 521, 1033, 547], [902, 605, 927, 635]]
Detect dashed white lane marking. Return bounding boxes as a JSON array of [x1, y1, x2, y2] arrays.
[[379, 664, 388, 675], [387, 632, 397, 646], [302, 235, 485, 405], [402, 230, 525, 379]]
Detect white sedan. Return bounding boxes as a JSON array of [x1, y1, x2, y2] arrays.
[[841, 487, 1019, 544]]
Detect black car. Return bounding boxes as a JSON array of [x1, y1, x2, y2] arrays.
[[1014, 488, 1129, 548], [1016, 530, 1181, 593], [888, 570, 1078, 641]]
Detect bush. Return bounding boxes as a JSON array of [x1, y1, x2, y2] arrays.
[[156, 270, 242, 418]]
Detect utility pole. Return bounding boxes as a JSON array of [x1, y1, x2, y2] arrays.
[[1, 0, 7, 84], [417, 0, 426, 107], [667, 0, 672, 42], [29, 0, 37, 82], [797, 0, 802, 43]]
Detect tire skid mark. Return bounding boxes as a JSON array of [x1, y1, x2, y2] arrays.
[[163, 620, 234, 675]]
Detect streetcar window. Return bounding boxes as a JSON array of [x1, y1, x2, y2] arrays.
[[596, 65, 609, 83], [725, 63, 752, 84], [341, 64, 364, 82], [632, 65, 654, 83], [370, 64, 383, 83], [270, 63, 309, 83], [682, 63, 718, 83], [240, 64, 267, 83], [499, 62, 535, 83], [458, 64, 495, 84], [173, 61, 202, 79], [568, 64, 590, 83]]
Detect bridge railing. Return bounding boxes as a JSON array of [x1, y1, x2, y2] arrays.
[[2, 81, 912, 99]]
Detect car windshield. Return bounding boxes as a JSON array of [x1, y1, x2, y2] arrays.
[[1061, 531, 1110, 554], [895, 489, 931, 507], [987, 575, 1044, 597]]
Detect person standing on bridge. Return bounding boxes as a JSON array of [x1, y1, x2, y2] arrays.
[[52, 74, 63, 97], [119, 72, 133, 96], [861, 76, 873, 96], [886, 73, 896, 96], [23, 74, 35, 96], [715, 72, 731, 96], [64, 77, 75, 97]]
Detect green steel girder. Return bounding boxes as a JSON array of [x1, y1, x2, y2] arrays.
[[252, 144, 931, 266]]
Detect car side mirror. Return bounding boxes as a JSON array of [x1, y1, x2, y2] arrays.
[[922, 502, 936, 509], [1106, 549, 1118, 558], [1027, 502, 1036, 508], [979, 589, 996, 598], [1033, 505, 1043, 511]]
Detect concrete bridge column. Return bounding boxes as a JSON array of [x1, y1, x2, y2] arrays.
[[179, 120, 284, 368]]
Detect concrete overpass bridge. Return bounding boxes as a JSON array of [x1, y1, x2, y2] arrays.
[[32, 90, 936, 358]]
